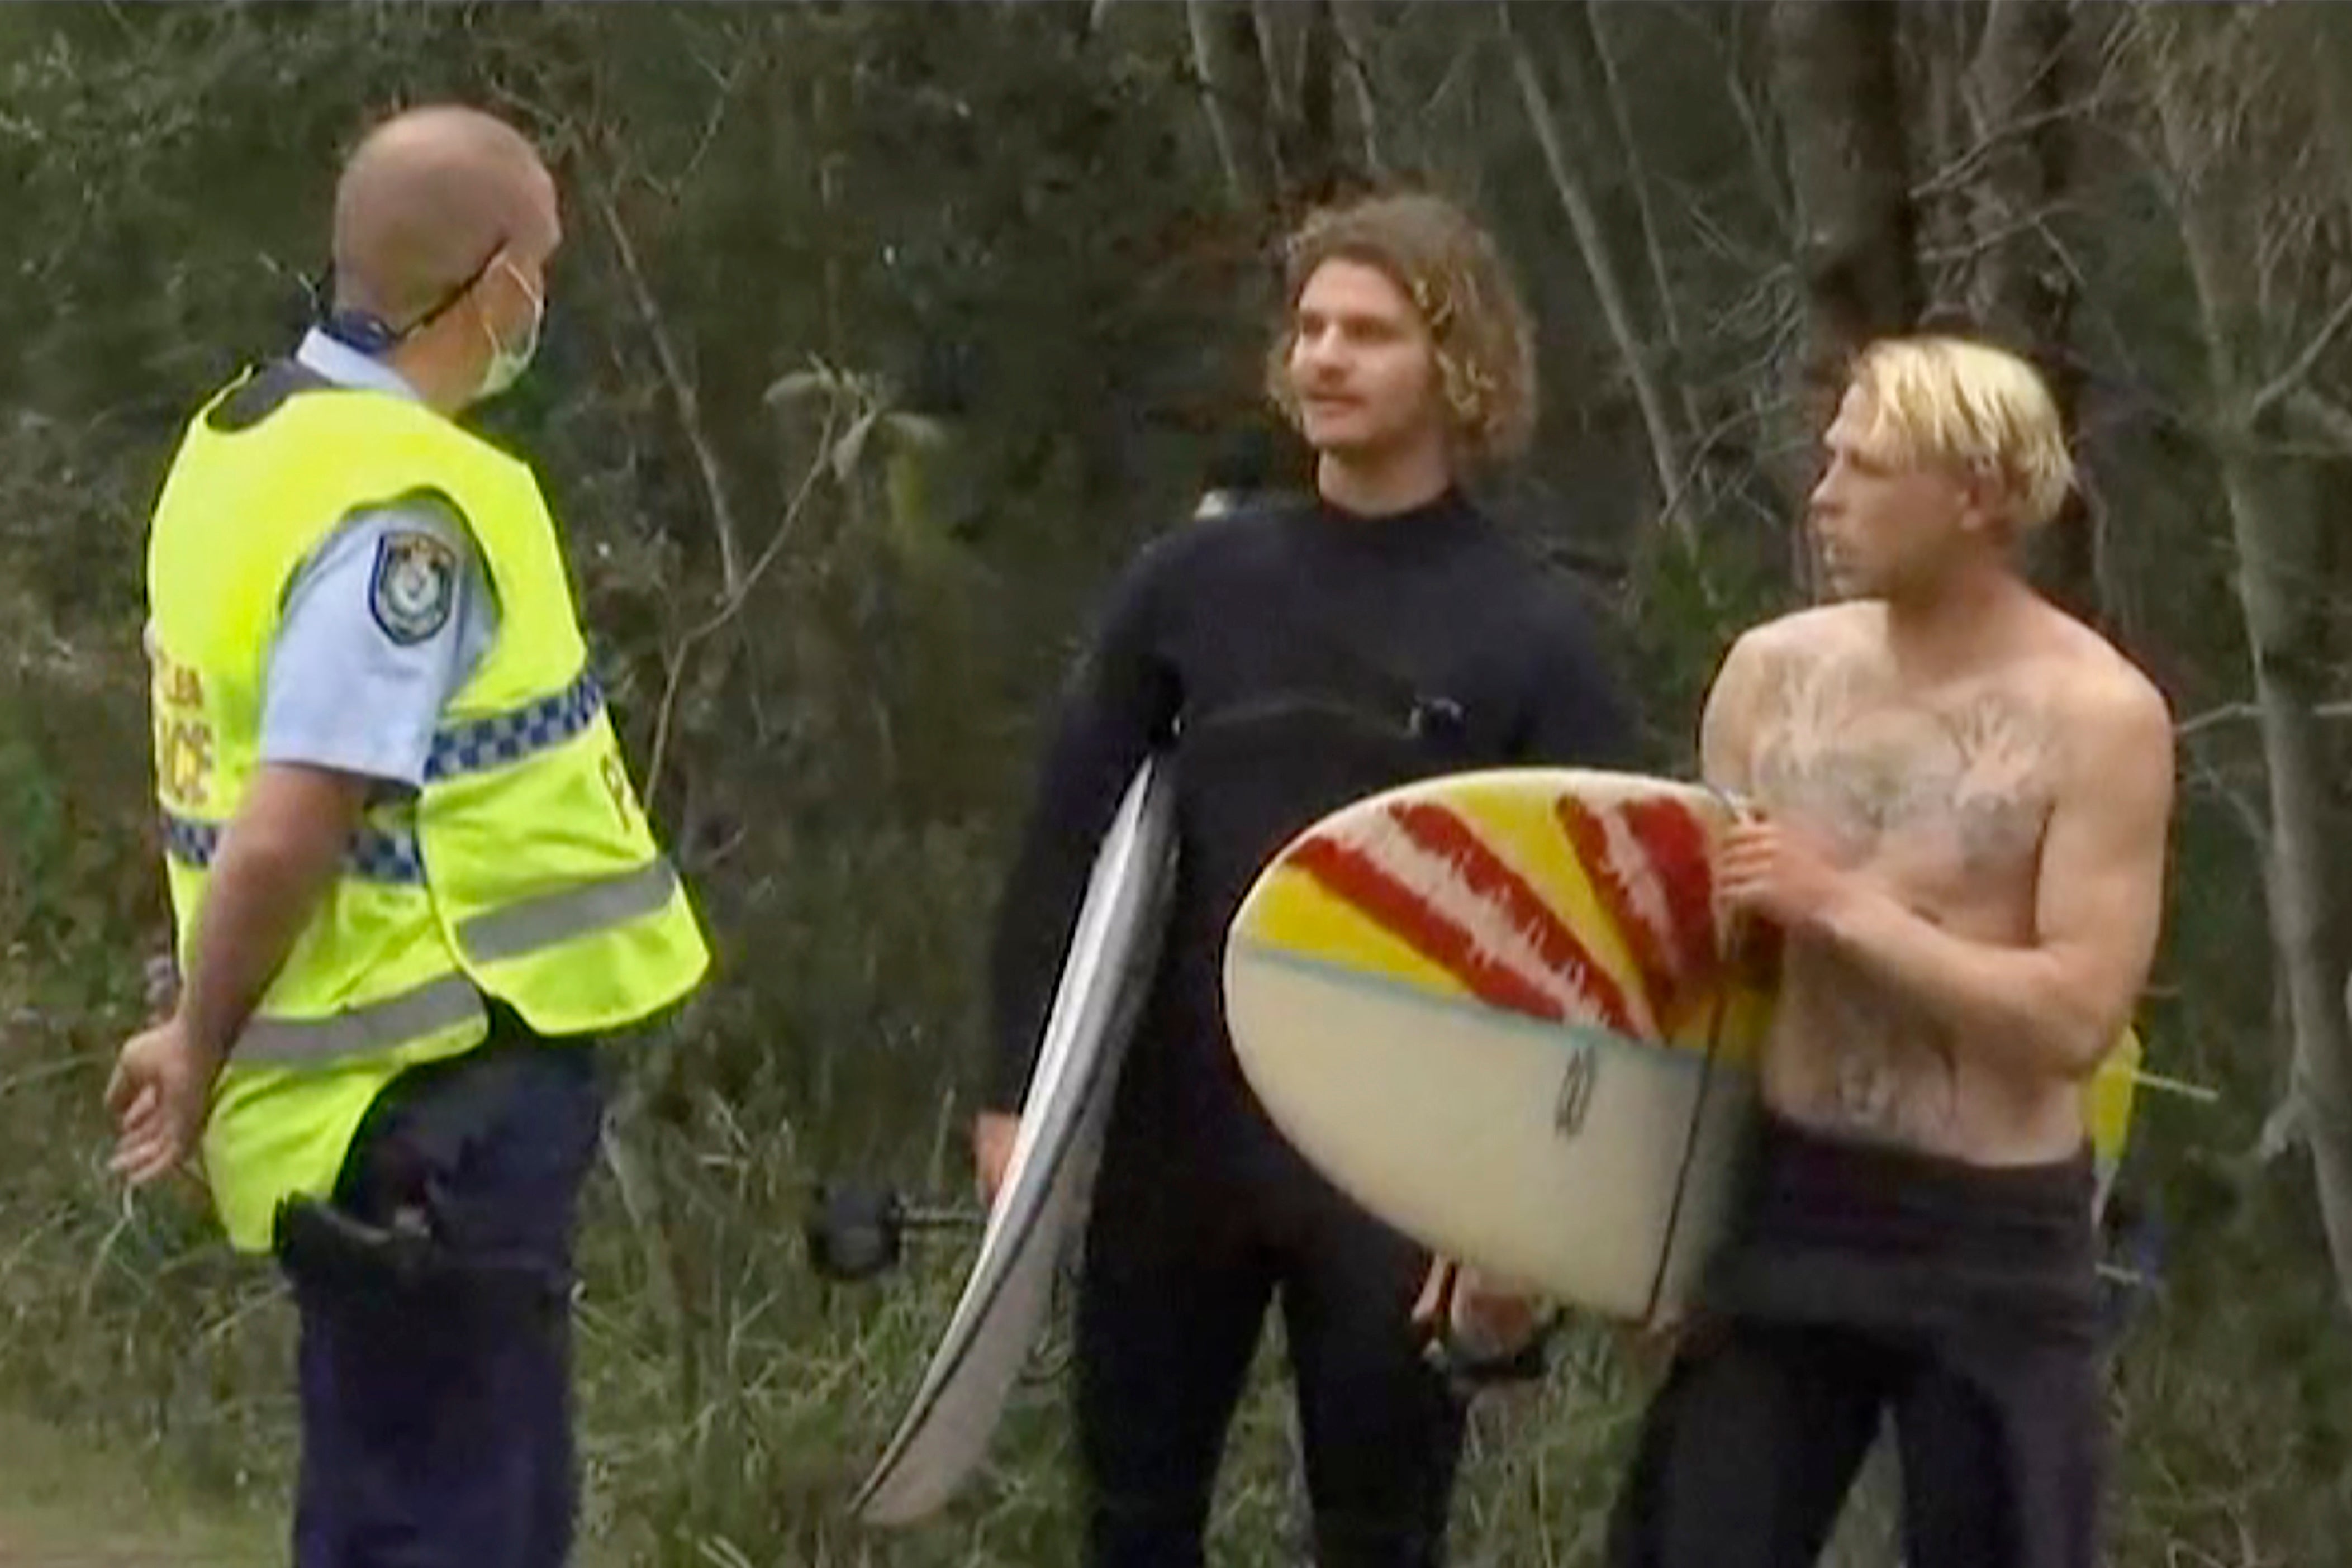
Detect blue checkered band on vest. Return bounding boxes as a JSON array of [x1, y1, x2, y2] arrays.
[[425, 669, 604, 783], [162, 813, 425, 885]]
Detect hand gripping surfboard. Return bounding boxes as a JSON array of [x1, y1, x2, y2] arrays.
[[1223, 767, 2141, 1328]]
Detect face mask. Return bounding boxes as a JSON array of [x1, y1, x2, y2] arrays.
[[476, 258, 544, 401]]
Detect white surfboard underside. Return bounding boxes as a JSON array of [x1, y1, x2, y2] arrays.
[[1225, 944, 1756, 1324], [854, 758, 1176, 1526]]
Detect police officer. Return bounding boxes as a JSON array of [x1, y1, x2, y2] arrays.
[[108, 104, 709, 1567]]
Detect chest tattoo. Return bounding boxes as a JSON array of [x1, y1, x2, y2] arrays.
[[1748, 654, 2053, 871], [1741, 643, 2060, 1141]]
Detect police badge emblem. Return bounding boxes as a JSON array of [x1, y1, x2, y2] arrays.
[[369, 530, 458, 645]]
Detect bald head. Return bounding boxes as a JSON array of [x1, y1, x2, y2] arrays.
[[332, 105, 559, 329]]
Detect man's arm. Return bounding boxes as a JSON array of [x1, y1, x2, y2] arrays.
[[981, 536, 1185, 1116], [110, 766, 371, 1183], [111, 503, 487, 1183], [1764, 670, 2175, 1080], [174, 767, 369, 1060], [203, 501, 488, 1046], [1697, 629, 1772, 795], [1512, 584, 1639, 769]]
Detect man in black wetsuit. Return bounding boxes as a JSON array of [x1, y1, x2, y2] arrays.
[[975, 191, 1636, 1567]]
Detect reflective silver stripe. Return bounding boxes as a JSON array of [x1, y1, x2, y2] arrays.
[[234, 973, 485, 1066], [455, 858, 681, 966]]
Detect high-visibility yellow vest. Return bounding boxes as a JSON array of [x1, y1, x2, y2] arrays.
[[144, 364, 710, 1251]]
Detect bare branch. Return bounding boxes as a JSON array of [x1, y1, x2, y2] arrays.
[[650, 51, 746, 205], [1249, 0, 1294, 121], [1675, 0, 1793, 233], [1501, 1, 1688, 536], [1187, 0, 1249, 204], [595, 180, 744, 598], [2287, 385, 2352, 449], [1653, 395, 1786, 547], [2250, 287, 2352, 420], [1584, 0, 1702, 434], [1916, 200, 2082, 265], [2175, 700, 2259, 740], [2180, 744, 2270, 844], [2259, 1091, 2306, 1165], [1329, 0, 1388, 179], [2178, 696, 2352, 739], [644, 401, 842, 798], [1909, 92, 2113, 202]]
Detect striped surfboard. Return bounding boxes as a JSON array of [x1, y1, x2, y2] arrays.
[[1222, 768, 2140, 1326]]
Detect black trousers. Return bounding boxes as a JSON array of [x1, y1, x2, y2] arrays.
[[1074, 1137, 1467, 1568], [281, 1013, 605, 1568], [1606, 1314, 2104, 1568], [1605, 1116, 2107, 1568]]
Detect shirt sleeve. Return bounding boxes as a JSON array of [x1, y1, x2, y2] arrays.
[[258, 497, 496, 790]]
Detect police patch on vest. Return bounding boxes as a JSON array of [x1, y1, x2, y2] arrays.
[[368, 531, 457, 645]]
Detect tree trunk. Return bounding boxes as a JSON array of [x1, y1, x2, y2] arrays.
[[1219, 1, 1281, 203], [1293, 0, 1341, 201], [1329, 0, 1387, 182], [1972, 0, 2100, 622], [1912, 0, 1976, 291], [1769, 0, 1923, 395], [1767, 0, 1922, 589], [2158, 60, 2352, 1315], [1501, 0, 1688, 538], [1249, 0, 1293, 125], [1970, 0, 2071, 348], [1186, 0, 1251, 207], [1582, 0, 1705, 439], [1245, 0, 1298, 203], [2293, 6, 2352, 698]]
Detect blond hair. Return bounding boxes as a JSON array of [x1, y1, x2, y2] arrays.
[[1847, 336, 2075, 533], [1265, 191, 1537, 468]]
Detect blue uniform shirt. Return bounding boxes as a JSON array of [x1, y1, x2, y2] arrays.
[[256, 331, 501, 790]]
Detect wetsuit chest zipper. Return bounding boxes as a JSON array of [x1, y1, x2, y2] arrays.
[[1187, 691, 1467, 751]]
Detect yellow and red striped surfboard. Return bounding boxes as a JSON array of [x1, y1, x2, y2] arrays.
[[1222, 768, 2141, 1327]]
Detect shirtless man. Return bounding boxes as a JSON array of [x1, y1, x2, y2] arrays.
[[1605, 335, 2175, 1568]]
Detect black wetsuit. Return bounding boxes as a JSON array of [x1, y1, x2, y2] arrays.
[[1606, 1114, 2108, 1568], [986, 488, 1636, 1567]]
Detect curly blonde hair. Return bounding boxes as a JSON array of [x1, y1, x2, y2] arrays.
[[1265, 191, 1538, 468]]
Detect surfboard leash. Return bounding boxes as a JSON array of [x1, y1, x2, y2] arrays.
[[1642, 984, 1732, 1328], [1640, 784, 1755, 1329]]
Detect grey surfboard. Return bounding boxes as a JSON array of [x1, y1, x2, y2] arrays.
[[854, 754, 1177, 1526]]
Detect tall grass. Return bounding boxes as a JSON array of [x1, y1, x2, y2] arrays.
[[3, 573, 2347, 1567], [9, 964, 2348, 1568]]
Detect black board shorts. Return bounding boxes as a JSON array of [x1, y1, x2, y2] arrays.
[[1606, 1113, 2106, 1568]]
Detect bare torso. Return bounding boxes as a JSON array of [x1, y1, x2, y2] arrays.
[[1726, 602, 2126, 1165]]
